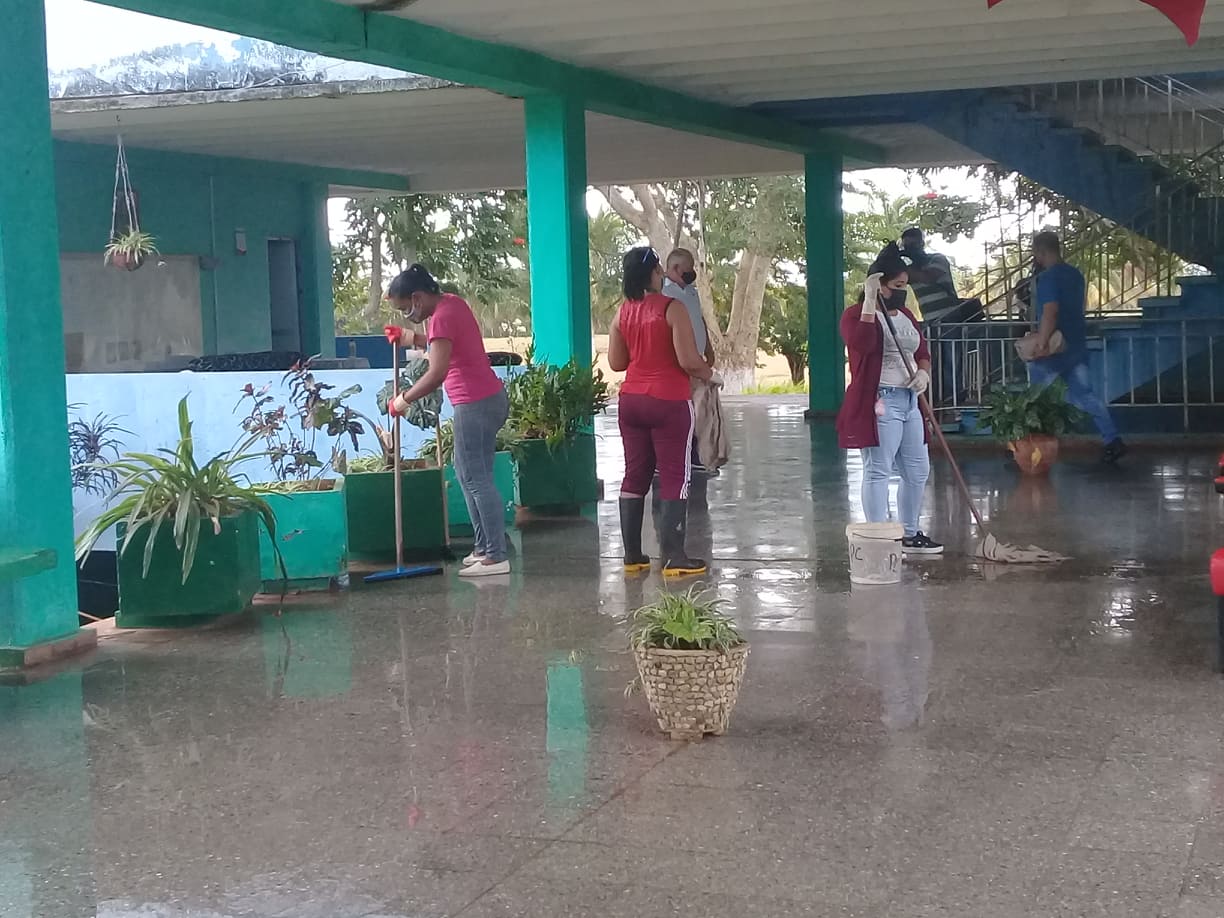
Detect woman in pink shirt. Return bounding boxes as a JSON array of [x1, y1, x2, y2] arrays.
[[385, 264, 510, 577]]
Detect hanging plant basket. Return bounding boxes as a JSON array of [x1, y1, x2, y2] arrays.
[[104, 134, 157, 271]]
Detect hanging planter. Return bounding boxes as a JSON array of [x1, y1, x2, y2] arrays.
[[104, 135, 158, 271]]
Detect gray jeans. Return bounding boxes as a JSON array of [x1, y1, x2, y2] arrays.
[[452, 387, 510, 562]]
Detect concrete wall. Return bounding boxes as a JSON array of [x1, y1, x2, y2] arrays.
[[53, 141, 334, 361], [66, 366, 515, 551]]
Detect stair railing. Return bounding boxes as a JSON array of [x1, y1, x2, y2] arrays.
[[958, 137, 1224, 322]]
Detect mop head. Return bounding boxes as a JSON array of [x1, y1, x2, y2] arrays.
[[974, 532, 1068, 564]]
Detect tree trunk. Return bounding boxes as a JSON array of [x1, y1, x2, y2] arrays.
[[364, 221, 384, 329], [601, 186, 725, 359], [786, 353, 806, 385], [598, 185, 775, 395], [716, 248, 771, 393]]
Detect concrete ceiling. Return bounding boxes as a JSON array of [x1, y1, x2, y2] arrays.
[[331, 0, 1224, 105], [51, 81, 983, 192]]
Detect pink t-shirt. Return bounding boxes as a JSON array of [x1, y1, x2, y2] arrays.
[[427, 294, 502, 405]]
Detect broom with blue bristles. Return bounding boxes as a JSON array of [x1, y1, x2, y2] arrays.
[[364, 340, 446, 583]]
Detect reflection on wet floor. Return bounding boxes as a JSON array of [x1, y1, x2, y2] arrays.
[[3, 396, 1224, 917]]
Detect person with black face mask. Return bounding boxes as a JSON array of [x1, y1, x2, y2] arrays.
[[662, 248, 726, 478], [836, 254, 943, 556]]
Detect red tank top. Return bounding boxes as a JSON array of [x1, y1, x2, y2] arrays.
[[618, 293, 692, 401]]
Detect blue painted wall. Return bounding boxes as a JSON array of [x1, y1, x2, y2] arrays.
[[53, 141, 335, 357]]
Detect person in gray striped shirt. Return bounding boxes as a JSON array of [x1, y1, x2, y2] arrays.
[[899, 229, 984, 404]]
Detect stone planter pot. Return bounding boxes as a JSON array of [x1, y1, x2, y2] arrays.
[[1011, 434, 1059, 475], [344, 463, 445, 562], [516, 434, 598, 510], [258, 478, 348, 591], [116, 512, 261, 628], [633, 643, 750, 740]]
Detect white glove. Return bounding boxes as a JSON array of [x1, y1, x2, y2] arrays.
[[708, 371, 725, 388], [861, 273, 883, 320], [907, 368, 930, 395]]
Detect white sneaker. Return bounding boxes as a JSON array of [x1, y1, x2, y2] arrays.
[[462, 551, 486, 566], [458, 559, 510, 578]]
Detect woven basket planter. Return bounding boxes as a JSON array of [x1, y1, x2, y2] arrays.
[[633, 643, 750, 740]]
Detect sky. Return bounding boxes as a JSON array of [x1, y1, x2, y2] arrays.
[[44, 0, 1031, 271]]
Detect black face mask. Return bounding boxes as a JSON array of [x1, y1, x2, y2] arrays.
[[884, 288, 909, 311], [681, 270, 697, 286]]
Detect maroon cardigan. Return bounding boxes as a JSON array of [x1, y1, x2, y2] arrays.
[[835, 303, 931, 450]]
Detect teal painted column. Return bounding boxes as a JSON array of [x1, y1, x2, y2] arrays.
[[804, 152, 846, 417], [301, 182, 335, 358], [0, 0, 90, 660], [524, 95, 592, 367]]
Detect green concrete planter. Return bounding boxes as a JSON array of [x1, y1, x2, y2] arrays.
[[258, 479, 349, 591], [344, 464, 446, 562], [115, 512, 262, 628], [516, 434, 599, 509], [445, 452, 518, 536]]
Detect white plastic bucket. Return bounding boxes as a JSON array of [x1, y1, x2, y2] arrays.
[[846, 522, 904, 585]]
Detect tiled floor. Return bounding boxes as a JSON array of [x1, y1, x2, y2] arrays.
[[3, 398, 1224, 917]]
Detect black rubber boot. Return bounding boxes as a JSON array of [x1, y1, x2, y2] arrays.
[[660, 499, 707, 578], [619, 497, 650, 573]]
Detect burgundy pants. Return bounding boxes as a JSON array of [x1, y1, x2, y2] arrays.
[[619, 393, 695, 500]]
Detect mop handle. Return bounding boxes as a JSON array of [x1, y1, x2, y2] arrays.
[[392, 343, 405, 570], [878, 306, 989, 532]]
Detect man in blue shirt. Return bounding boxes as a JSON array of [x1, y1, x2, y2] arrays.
[[1027, 231, 1126, 463]]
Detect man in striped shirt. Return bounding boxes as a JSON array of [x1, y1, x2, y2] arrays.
[[900, 229, 983, 404]]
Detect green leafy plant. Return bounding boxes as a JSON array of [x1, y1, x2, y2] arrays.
[[976, 381, 1087, 443], [104, 229, 159, 267], [506, 355, 610, 449], [68, 405, 129, 496], [376, 355, 444, 432], [345, 454, 390, 474], [76, 397, 282, 585], [236, 358, 381, 484], [625, 586, 743, 652], [417, 419, 522, 464]]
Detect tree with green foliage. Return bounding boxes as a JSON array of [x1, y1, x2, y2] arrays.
[[600, 177, 805, 391], [332, 242, 377, 336], [339, 191, 530, 336], [843, 179, 990, 299], [759, 283, 808, 385]]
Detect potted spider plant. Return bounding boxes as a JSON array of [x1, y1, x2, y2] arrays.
[[977, 380, 1086, 475], [417, 419, 520, 537], [341, 355, 446, 562], [75, 396, 282, 628], [626, 587, 749, 741], [69, 405, 129, 619], [237, 359, 378, 590], [104, 135, 157, 272], [104, 229, 159, 271], [506, 356, 609, 511]]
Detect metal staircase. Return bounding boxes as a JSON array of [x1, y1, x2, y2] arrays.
[[920, 76, 1224, 432]]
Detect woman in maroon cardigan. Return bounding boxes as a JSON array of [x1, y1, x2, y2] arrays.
[[836, 254, 943, 555]]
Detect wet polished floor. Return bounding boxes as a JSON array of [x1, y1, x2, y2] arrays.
[[4, 397, 1224, 917]]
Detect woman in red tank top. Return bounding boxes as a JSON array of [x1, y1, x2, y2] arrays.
[[609, 246, 718, 577]]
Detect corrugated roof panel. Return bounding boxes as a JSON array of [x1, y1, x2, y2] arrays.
[[330, 0, 1224, 105]]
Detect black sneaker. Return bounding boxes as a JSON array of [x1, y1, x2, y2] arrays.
[[1102, 438, 1128, 464], [902, 532, 944, 555]]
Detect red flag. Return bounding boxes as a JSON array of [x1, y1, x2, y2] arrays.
[[987, 0, 1205, 45]]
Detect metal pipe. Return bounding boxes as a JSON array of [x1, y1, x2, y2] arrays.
[[1182, 319, 1190, 431]]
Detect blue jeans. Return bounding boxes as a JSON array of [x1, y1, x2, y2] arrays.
[[452, 387, 510, 562], [1027, 356, 1118, 445], [861, 387, 930, 538]]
